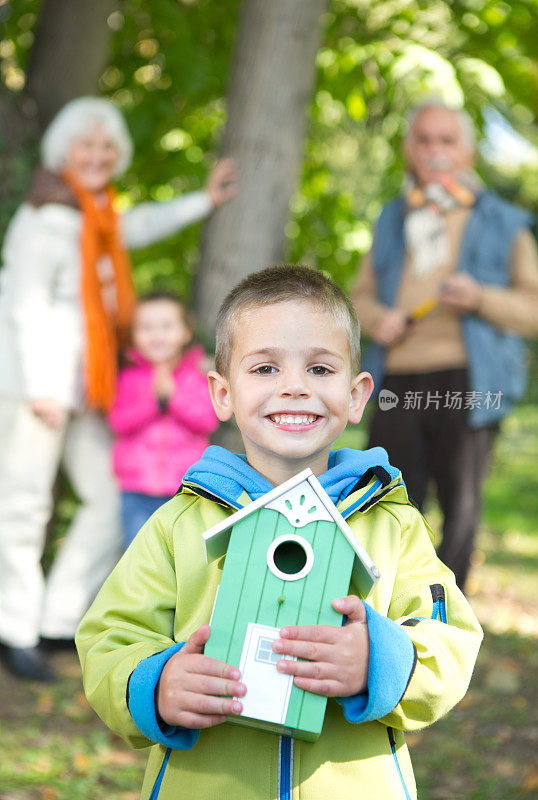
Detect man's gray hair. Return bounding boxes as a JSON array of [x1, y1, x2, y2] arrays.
[[405, 99, 476, 151], [41, 96, 133, 177]]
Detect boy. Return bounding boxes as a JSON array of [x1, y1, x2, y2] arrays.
[[76, 265, 482, 800]]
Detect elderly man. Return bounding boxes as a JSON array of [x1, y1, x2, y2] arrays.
[[354, 101, 538, 589]]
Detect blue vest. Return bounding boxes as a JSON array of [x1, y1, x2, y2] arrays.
[[363, 191, 533, 428]]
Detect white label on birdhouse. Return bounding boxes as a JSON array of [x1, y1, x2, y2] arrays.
[[237, 623, 296, 724], [265, 480, 333, 527]]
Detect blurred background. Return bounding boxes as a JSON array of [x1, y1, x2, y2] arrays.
[[0, 1, 537, 798]]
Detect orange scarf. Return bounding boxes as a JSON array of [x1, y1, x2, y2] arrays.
[[62, 171, 136, 412]]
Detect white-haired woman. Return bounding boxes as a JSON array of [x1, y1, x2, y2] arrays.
[[0, 96, 236, 682]]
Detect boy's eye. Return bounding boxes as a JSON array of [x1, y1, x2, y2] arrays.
[[309, 365, 333, 376], [254, 365, 277, 375]]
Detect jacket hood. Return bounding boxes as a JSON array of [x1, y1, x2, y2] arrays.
[[182, 445, 403, 515]]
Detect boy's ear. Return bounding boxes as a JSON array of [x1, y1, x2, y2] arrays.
[[207, 370, 234, 422], [348, 371, 375, 425]]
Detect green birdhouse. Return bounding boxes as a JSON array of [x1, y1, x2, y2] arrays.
[[203, 468, 380, 742]]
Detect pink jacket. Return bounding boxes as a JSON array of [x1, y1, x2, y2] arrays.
[[108, 347, 219, 496]]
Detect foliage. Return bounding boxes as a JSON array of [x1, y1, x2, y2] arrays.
[[2, 0, 538, 290], [2, 0, 538, 388]]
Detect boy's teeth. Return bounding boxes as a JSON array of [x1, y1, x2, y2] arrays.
[[271, 414, 316, 425]]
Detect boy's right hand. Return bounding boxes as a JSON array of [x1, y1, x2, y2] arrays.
[[156, 624, 246, 729]]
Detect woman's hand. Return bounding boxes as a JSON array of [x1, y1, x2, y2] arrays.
[[156, 624, 247, 729], [206, 158, 238, 207], [272, 595, 370, 697], [30, 398, 67, 430]]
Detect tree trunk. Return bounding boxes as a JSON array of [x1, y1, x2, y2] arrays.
[[24, 0, 118, 131], [194, 0, 329, 336]]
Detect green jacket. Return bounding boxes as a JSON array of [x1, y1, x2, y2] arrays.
[[76, 475, 482, 800]]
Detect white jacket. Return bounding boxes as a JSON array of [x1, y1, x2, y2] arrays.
[[0, 191, 212, 409]]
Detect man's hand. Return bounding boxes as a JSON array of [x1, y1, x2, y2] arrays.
[[206, 158, 238, 207], [272, 596, 369, 697], [30, 398, 66, 430], [156, 624, 247, 729], [373, 308, 408, 346], [438, 273, 482, 314]]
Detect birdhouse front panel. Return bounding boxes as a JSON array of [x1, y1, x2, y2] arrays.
[[205, 501, 357, 741]]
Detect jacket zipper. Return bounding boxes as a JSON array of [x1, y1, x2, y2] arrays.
[[430, 584, 447, 623], [387, 727, 412, 800], [278, 735, 294, 800], [148, 747, 171, 800]]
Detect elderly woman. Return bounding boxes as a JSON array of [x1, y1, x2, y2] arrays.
[[0, 96, 235, 681]]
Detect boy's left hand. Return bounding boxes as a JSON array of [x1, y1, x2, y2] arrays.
[[272, 595, 369, 697]]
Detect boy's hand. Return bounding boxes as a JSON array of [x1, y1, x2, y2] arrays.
[[156, 624, 247, 729], [272, 596, 369, 697]]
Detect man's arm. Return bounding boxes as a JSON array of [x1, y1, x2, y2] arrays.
[[353, 250, 407, 346], [439, 228, 538, 336]]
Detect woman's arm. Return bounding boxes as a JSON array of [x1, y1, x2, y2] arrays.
[[120, 191, 212, 250], [3, 207, 80, 407], [120, 159, 237, 250]]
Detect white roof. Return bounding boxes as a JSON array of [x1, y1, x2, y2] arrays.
[[202, 468, 380, 594]]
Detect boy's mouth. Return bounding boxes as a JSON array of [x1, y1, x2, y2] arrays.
[[267, 413, 320, 427]]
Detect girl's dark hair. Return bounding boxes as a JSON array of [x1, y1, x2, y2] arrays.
[[137, 291, 194, 331]]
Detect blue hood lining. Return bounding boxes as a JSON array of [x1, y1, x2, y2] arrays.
[[182, 445, 402, 511]]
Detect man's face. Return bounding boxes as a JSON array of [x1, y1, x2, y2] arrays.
[[404, 106, 475, 186], [208, 300, 373, 485]]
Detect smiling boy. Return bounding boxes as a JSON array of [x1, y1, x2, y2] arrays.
[[77, 265, 482, 800]]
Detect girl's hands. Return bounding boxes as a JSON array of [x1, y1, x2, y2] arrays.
[[272, 595, 370, 697], [156, 624, 247, 730], [153, 363, 175, 400]]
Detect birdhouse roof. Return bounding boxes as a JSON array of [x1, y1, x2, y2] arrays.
[[202, 468, 380, 594]]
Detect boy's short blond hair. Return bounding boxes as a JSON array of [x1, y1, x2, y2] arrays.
[[215, 264, 361, 376]]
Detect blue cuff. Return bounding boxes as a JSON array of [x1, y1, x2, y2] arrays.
[[337, 604, 417, 724], [128, 642, 200, 749]]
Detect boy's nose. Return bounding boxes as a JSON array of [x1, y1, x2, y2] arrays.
[[278, 370, 310, 398]]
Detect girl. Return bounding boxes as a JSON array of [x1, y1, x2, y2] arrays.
[[108, 292, 219, 548]]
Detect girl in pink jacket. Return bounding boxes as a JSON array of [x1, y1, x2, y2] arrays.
[[108, 292, 219, 547]]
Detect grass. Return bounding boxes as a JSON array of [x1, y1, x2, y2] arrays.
[[1, 406, 537, 799]]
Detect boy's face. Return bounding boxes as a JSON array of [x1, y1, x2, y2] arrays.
[[208, 300, 373, 485]]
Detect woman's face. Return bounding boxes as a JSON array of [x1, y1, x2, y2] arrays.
[[64, 124, 119, 193]]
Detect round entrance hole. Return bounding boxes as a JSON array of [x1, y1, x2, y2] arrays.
[[272, 539, 308, 576], [266, 534, 314, 581]]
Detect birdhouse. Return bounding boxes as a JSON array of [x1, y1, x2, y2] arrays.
[[203, 468, 380, 742]]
